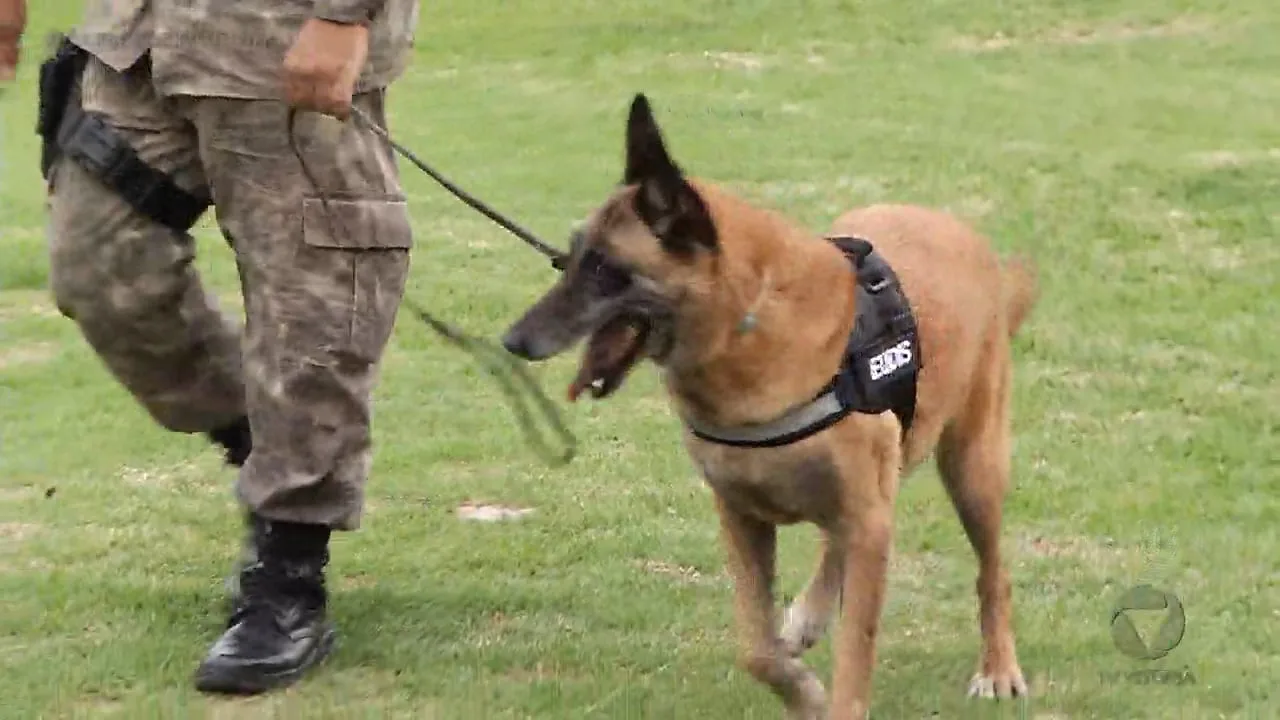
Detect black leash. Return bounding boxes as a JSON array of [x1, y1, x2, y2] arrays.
[[401, 300, 577, 467], [350, 106, 569, 272], [287, 106, 576, 467]]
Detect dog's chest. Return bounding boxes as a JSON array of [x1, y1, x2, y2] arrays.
[[692, 446, 843, 526]]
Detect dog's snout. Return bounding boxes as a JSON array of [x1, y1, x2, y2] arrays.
[[501, 328, 533, 359]]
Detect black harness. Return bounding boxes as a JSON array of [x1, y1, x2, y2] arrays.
[[37, 36, 210, 232], [685, 235, 921, 448]]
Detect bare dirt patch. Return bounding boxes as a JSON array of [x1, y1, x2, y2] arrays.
[[950, 17, 1216, 54], [1187, 148, 1280, 169], [944, 195, 997, 221], [1017, 532, 1134, 570], [636, 558, 724, 586], [504, 661, 566, 683], [456, 502, 535, 522], [702, 51, 766, 71], [652, 49, 775, 74], [68, 695, 126, 717], [0, 522, 41, 542], [0, 291, 62, 320], [0, 342, 57, 370], [0, 486, 41, 504], [116, 460, 210, 492]]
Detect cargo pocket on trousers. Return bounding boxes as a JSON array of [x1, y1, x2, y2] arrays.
[[301, 196, 413, 364]]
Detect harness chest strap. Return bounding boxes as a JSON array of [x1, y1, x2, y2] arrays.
[[683, 235, 922, 449]]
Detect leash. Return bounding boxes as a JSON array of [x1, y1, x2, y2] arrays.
[[287, 106, 577, 467], [350, 106, 569, 272], [402, 300, 578, 468]]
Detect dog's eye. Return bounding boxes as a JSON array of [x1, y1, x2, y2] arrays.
[[579, 249, 633, 296]]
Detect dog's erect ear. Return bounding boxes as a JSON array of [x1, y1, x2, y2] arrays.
[[622, 93, 718, 256], [623, 94, 679, 185]]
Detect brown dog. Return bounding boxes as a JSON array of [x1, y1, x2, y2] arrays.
[[501, 94, 1037, 719]]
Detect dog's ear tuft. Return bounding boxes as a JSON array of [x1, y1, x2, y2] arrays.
[[636, 182, 718, 257], [622, 93, 718, 257]]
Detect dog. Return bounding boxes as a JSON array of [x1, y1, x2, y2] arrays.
[[501, 93, 1038, 719]]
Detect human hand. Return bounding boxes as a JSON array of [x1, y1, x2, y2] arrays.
[[282, 18, 368, 119], [0, 0, 27, 83]]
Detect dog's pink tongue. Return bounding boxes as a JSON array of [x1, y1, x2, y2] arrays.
[[567, 319, 640, 402]]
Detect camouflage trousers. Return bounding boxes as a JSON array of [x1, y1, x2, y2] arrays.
[[46, 55, 412, 530]]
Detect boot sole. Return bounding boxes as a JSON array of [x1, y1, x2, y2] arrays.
[[193, 626, 337, 695]]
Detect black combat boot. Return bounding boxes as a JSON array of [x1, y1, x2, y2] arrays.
[[206, 416, 252, 468], [193, 514, 337, 694]]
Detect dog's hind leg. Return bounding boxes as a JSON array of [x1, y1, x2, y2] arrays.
[[714, 496, 827, 720], [781, 531, 844, 657], [936, 343, 1028, 700]]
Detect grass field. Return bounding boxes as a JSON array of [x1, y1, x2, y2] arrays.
[[2, 1, 1278, 718]]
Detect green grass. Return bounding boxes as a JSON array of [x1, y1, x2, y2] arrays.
[[2, 1, 1278, 717]]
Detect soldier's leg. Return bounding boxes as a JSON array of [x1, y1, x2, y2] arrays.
[[46, 55, 250, 462], [186, 91, 411, 695]]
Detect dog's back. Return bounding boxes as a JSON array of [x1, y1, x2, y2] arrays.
[[829, 204, 1038, 471]]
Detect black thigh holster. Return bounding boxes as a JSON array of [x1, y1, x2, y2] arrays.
[[36, 34, 89, 180], [36, 34, 210, 232]]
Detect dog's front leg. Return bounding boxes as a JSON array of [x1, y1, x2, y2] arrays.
[[781, 531, 845, 657], [714, 495, 827, 720], [829, 505, 893, 720], [829, 431, 900, 720]]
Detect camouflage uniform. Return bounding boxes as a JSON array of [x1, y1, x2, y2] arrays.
[[49, 0, 419, 530], [45, 0, 421, 694]]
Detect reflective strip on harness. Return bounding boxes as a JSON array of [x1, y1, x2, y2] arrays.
[[683, 387, 848, 449], [685, 235, 921, 448]]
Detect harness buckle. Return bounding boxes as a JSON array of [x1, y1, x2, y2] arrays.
[[64, 113, 132, 184]]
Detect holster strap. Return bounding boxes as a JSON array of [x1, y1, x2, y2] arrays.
[[56, 104, 211, 232]]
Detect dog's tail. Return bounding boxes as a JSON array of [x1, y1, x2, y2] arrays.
[[1001, 254, 1039, 338]]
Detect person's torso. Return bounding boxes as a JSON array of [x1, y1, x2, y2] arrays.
[[72, 0, 420, 99]]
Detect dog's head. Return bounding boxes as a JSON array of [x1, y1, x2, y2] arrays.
[[501, 93, 719, 402]]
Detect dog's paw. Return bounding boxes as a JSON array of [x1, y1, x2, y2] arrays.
[[783, 671, 828, 720], [780, 603, 830, 657], [784, 705, 827, 720], [966, 667, 1029, 699]]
